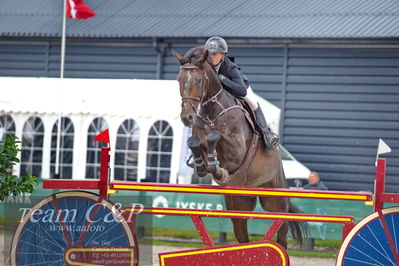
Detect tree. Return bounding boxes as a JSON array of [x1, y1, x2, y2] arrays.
[[0, 134, 38, 201]]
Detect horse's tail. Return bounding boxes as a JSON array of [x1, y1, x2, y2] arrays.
[[288, 201, 309, 247]]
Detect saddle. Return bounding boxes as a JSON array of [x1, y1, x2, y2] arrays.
[[236, 98, 257, 134]]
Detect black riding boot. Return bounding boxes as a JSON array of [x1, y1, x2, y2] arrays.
[[253, 105, 279, 150]]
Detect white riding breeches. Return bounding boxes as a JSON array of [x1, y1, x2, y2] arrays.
[[242, 86, 258, 111]]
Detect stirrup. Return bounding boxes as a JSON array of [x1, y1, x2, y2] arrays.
[[262, 132, 279, 151], [268, 132, 279, 150]]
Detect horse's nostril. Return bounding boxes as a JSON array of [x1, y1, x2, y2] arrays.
[[188, 115, 193, 122]]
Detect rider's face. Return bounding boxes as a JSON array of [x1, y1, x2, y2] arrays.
[[209, 52, 225, 66]]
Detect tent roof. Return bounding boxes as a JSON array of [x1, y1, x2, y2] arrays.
[[0, 77, 281, 130]]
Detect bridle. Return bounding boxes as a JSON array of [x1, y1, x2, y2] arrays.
[[180, 64, 208, 109], [180, 64, 245, 128]]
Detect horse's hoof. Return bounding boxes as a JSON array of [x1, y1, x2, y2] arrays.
[[207, 165, 219, 173], [213, 169, 229, 185], [195, 167, 208, 177], [213, 169, 223, 180]]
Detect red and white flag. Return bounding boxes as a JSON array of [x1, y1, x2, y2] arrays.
[[66, 0, 96, 19]]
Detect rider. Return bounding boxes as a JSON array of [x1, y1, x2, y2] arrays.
[[205, 36, 279, 150]]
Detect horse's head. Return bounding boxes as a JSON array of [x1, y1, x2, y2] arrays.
[[173, 46, 215, 127]]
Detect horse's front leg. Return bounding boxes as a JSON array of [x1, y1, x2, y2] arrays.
[[187, 136, 208, 177], [206, 130, 229, 182]]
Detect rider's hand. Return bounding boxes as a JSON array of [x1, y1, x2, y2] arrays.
[[218, 74, 227, 82]]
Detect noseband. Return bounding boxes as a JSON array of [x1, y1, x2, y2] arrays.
[[180, 64, 245, 128]]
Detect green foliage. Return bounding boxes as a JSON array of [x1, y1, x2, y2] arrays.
[[314, 239, 341, 249], [0, 134, 38, 201], [287, 249, 336, 258]]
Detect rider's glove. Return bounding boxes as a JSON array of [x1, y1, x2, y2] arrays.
[[218, 74, 228, 83]]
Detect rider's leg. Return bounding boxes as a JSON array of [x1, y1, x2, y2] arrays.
[[253, 105, 279, 150], [243, 87, 279, 150], [242, 86, 258, 110]]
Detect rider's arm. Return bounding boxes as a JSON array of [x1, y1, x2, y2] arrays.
[[219, 65, 247, 98]]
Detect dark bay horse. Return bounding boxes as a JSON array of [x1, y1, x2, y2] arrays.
[[173, 46, 307, 248]]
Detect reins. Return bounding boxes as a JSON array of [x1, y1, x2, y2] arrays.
[[180, 64, 245, 128]]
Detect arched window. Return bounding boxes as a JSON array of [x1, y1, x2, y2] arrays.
[[86, 117, 108, 179], [50, 117, 74, 179], [21, 116, 44, 177], [0, 114, 16, 141], [114, 119, 140, 181], [145, 120, 173, 183]]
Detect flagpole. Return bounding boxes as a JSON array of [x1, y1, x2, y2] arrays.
[[55, 0, 68, 177], [61, 0, 67, 80]]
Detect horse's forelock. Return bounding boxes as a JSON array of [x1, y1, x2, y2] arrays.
[[181, 46, 208, 69], [184, 46, 206, 58]]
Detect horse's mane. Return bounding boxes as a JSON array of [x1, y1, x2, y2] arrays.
[[181, 46, 216, 72]]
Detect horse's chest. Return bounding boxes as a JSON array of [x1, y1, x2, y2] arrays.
[[194, 122, 214, 136], [202, 124, 213, 133], [194, 123, 229, 143]]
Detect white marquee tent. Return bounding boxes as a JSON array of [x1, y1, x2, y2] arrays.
[[0, 77, 281, 182]]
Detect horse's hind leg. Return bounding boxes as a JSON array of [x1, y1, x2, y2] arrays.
[[225, 195, 257, 243], [259, 196, 289, 249], [187, 136, 207, 177], [276, 221, 289, 249]]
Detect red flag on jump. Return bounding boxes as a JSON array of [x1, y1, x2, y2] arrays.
[[94, 129, 110, 144], [66, 0, 96, 19]]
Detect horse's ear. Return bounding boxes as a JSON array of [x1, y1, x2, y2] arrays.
[[199, 49, 209, 64], [172, 49, 184, 64]]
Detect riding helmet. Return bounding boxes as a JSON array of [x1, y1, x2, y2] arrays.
[[205, 36, 228, 53]]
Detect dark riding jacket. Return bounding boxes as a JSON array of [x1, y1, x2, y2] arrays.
[[303, 181, 328, 190], [218, 57, 249, 98]]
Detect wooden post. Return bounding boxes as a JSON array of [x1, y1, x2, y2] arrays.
[[99, 147, 110, 199], [374, 158, 386, 212]]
